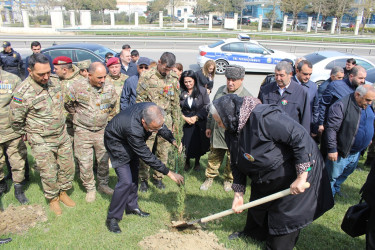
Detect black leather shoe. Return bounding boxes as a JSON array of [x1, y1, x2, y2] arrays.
[[152, 179, 165, 190], [106, 218, 121, 233], [0, 238, 12, 245], [139, 181, 149, 192], [228, 231, 249, 240], [126, 208, 150, 217]]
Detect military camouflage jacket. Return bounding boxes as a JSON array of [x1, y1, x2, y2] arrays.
[[51, 65, 85, 127], [9, 76, 66, 138], [106, 73, 128, 114], [65, 78, 118, 131], [0, 70, 22, 143], [136, 68, 180, 127]]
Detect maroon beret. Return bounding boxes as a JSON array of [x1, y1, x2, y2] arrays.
[[106, 57, 121, 67], [52, 56, 72, 65]]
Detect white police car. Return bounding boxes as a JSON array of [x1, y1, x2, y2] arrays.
[[197, 34, 296, 74]]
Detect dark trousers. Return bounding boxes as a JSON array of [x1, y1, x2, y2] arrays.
[[367, 206, 375, 250], [107, 158, 139, 220]]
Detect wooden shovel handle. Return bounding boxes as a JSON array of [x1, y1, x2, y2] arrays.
[[200, 182, 310, 223]]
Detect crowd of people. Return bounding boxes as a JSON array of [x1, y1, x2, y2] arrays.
[[0, 40, 374, 249]]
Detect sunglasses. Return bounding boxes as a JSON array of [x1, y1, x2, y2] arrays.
[[139, 66, 149, 69]]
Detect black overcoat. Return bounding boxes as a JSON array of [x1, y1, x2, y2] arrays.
[[226, 104, 334, 235]]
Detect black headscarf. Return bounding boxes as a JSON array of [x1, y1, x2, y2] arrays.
[[212, 94, 244, 134]]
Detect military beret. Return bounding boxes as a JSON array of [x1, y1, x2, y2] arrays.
[[137, 57, 151, 66], [77, 59, 91, 70], [53, 56, 72, 65], [2, 41, 11, 48], [106, 57, 121, 67], [225, 65, 245, 80]]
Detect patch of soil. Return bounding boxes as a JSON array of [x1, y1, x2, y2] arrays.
[[139, 229, 227, 250], [0, 204, 47, 235]]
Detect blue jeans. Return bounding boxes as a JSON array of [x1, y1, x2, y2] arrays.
[[325, 151, 360, 197]]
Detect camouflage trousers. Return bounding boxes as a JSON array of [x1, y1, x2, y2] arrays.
[[74, 126, 109, 191], [205, 147, 233, 181], [0, 137, 27, 183], [29, 130, 74, 200], [139, 133, 171, 181]]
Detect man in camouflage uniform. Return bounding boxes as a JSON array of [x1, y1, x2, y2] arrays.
[[106, 57, 128, 114], [201, 65, 252, 192], [77, 59, 91, 78], [136, 52, 180, 191], [51, 56, 85, 140], [65, 62, 117, 202], [0, 69, 28, 204], [9, 53, 75, 215]]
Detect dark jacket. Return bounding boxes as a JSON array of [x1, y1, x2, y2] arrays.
[[225, 104, 333, 235], [104, 102, 175, 172], [0, 49, 23, 77], [362, 164, 375, 207], [195, 69, 213, 90], [318, 78, 331, 103], [180, 85, 210, 119], [120, 73, 139, 110], [326, 93, 374, 158], [25, 53, 54, 78], [292, 76, 319, 133], [120, 61, 138, 77], [258, 80, 311, 133], [318, 78, 355, 125]]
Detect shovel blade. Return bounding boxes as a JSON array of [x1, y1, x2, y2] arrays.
[[172, 219, 200, 229]]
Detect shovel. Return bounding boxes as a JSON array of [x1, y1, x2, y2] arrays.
[[173, 182, 310, 229]]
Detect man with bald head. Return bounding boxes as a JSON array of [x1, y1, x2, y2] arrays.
[[104, 102, 184, 233], [325, 84, 375, 197], [119, 50, 137, 77], [65, 62, 118, 202]]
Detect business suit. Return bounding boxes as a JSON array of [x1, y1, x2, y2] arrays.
[[104, 102, 175, 220]]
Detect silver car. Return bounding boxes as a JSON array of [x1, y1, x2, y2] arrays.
[[304, 51, 375, 85]]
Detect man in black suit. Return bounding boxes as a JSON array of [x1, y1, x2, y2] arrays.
[[104, 103, 184, 233], [362, 161, 375, 249]]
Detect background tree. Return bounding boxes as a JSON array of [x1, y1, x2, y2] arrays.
[[354, 0, 375, 33], [280, 0, 308, 31], [212, 0, 233, 18], [87, 0, 117, 24], [265, 0, 280, 31], [195, 0, 212, 25], [147, 0, 169, 23], [329, 0, 353, 34]]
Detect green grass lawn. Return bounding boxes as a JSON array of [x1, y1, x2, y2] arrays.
[[0, 151, 369, 249]]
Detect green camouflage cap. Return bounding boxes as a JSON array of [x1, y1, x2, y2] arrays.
[[77, 59, 91, 70]]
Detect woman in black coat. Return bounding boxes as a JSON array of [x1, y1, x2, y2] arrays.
[[211, 94, 334, 250], [180, 70, 210, 171], [196, 60, 216, 94], [362, 162, 375, 249]]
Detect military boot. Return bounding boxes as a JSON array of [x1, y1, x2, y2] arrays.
[[98, 185, 114, 196], [49, 197, 62, 215], [139, 181, 149, 192], [200, 178, 213, 191], [152, 179, 165, 190], [0, 179, 8, 196], [59, 191, 76, 207], [86, 190, 96, 203], [14, 183, 29, 204]]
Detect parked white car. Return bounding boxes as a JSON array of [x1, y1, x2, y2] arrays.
[[197, 34, 296, 74], [304, 51, 375, 85]]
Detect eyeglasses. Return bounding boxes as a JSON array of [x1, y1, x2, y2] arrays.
[[139, 66, 149, 69], [147, 124, 164, 132]]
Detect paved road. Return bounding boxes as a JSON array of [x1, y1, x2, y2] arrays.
[[3, 34, 374, 98]]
